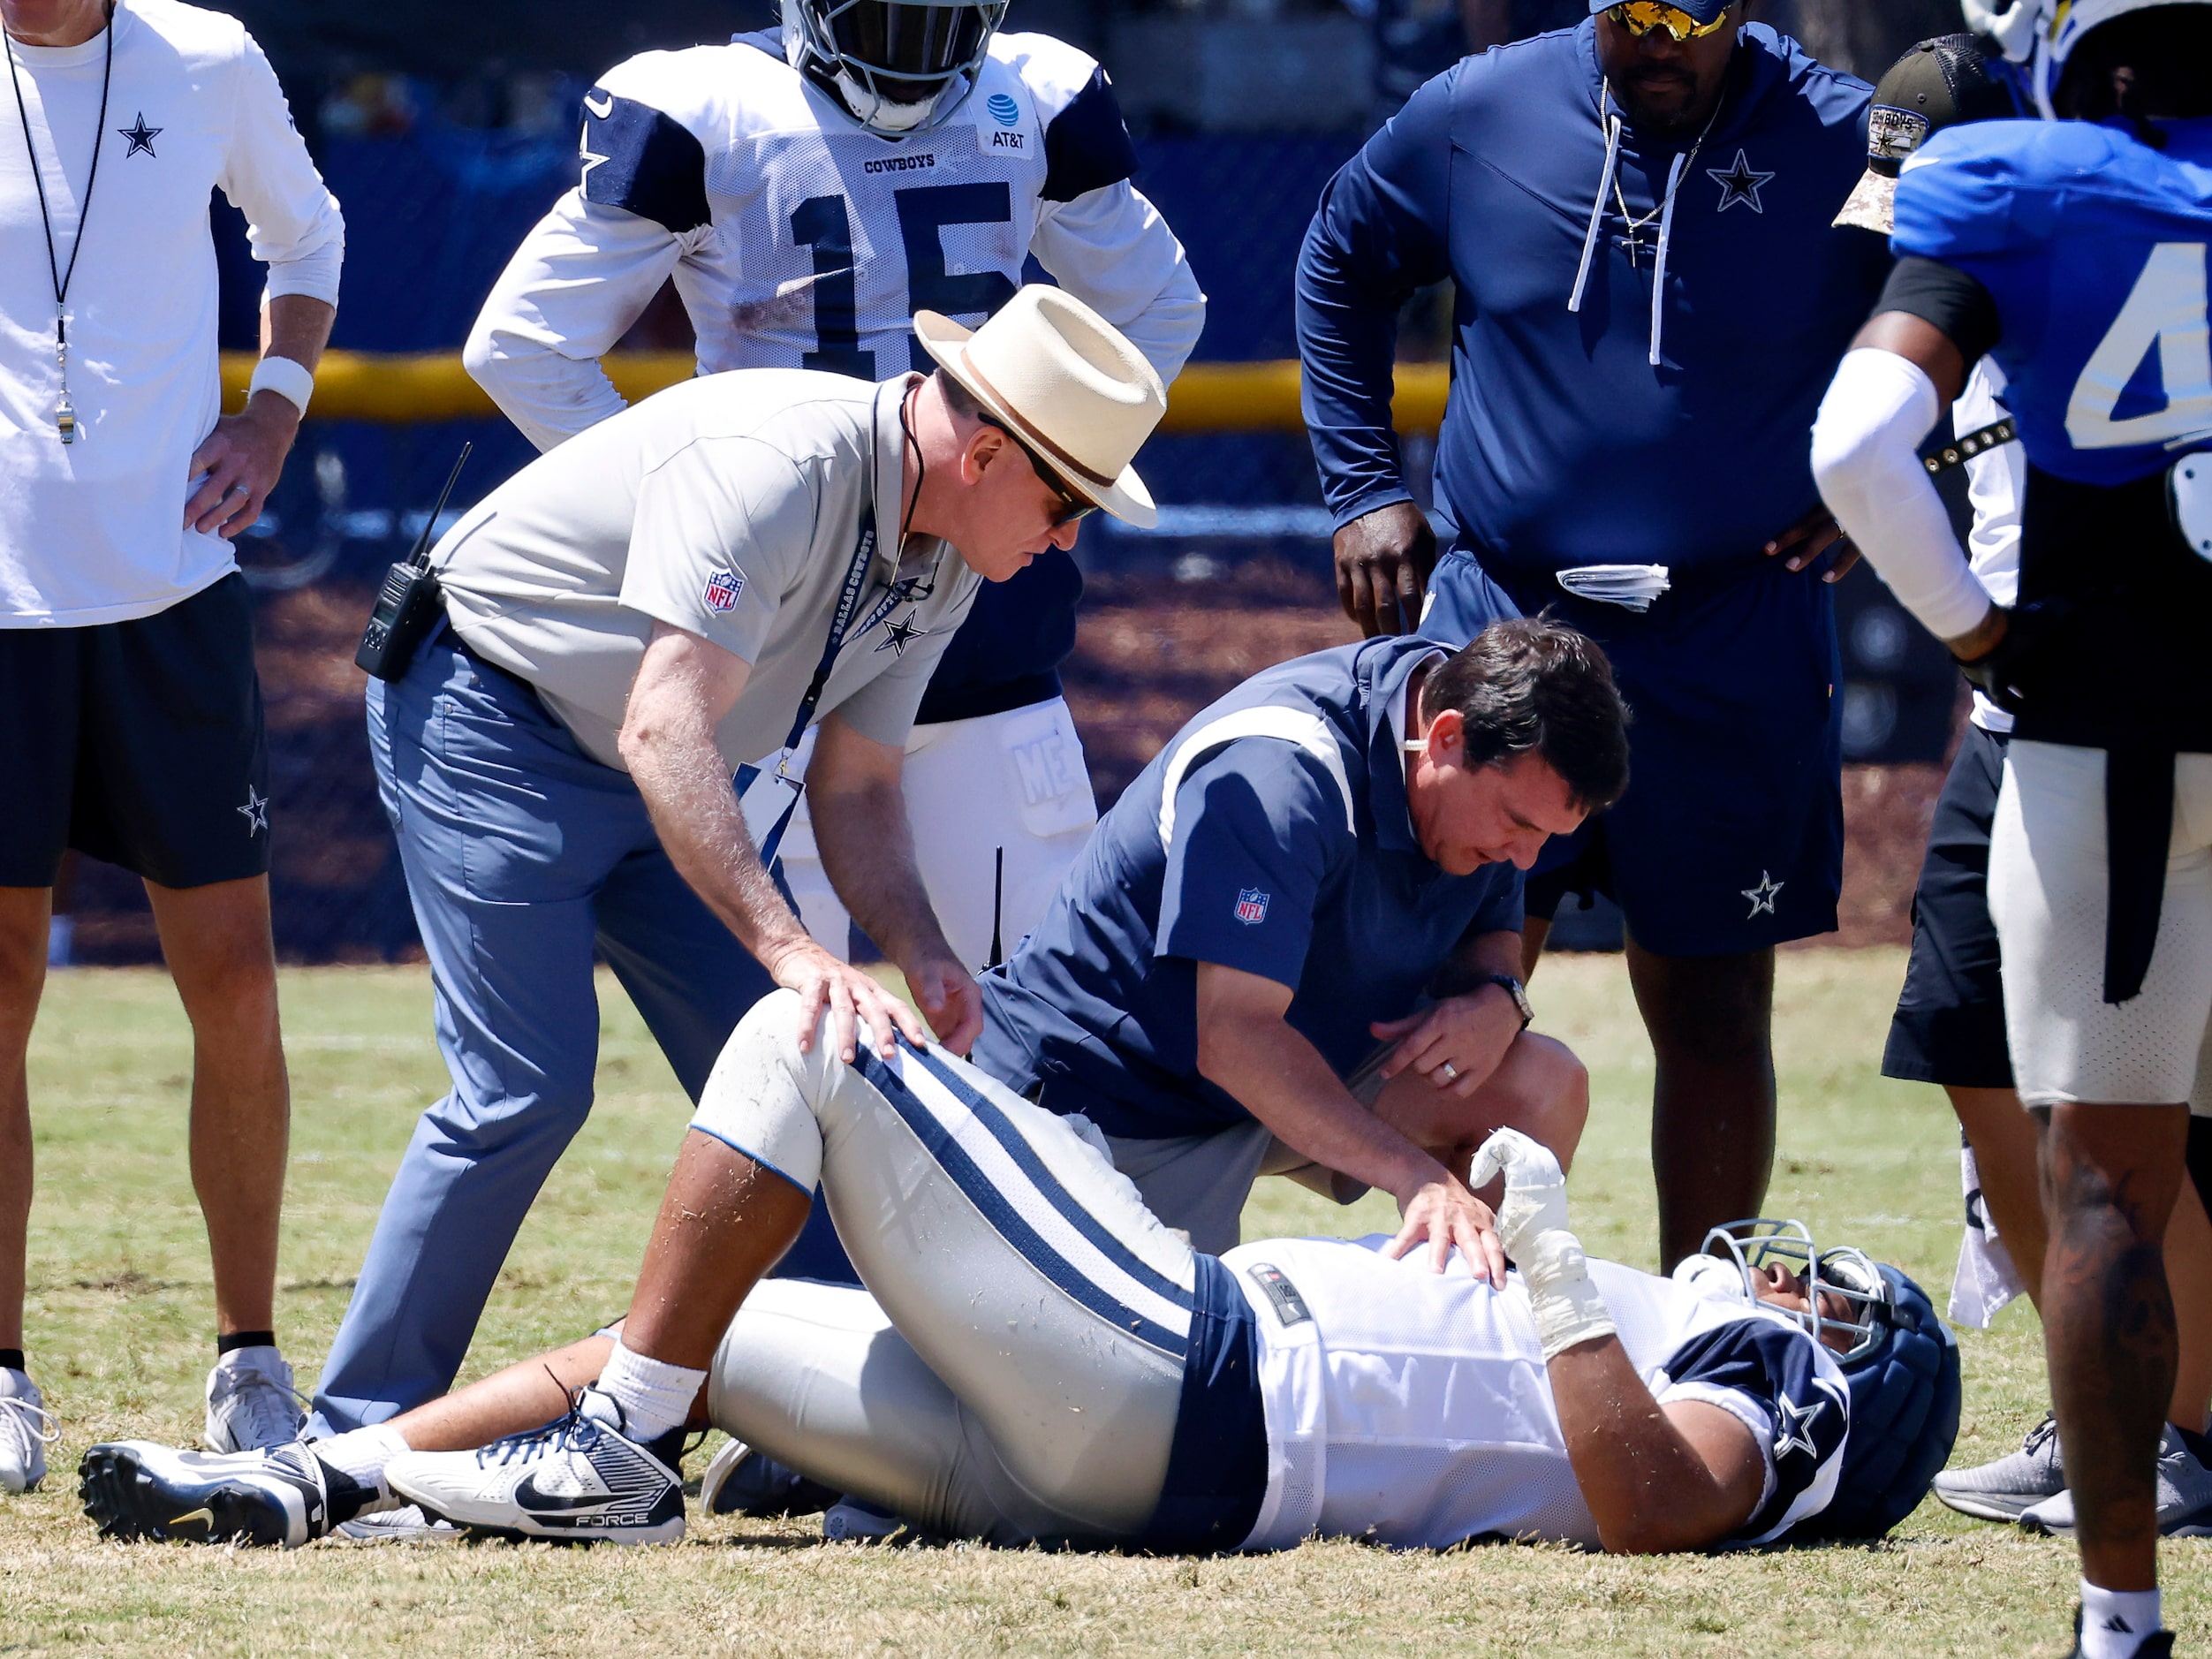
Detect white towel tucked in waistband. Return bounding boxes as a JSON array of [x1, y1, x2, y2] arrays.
[[1555, 564, 1671, 612]]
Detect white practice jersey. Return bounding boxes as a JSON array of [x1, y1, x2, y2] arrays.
[[1224, 1237, 1851, 1552], [1956, 357, 2023, 735], [466, 29, 1202, 452], [0, 0, 342, 626]]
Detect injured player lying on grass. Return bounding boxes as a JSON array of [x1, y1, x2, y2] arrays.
[[79, 993, 1960, 1557]]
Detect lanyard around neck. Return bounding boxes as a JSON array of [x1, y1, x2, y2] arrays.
[[6, 5, 114, 342]]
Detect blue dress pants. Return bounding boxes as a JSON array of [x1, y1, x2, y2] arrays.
[[309, 632, 845, 1435]]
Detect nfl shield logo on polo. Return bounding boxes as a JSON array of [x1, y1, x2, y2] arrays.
[[704, 569, 745, 612], [1234, 888, 1269, 926]]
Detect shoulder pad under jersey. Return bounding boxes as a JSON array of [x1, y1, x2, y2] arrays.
[[988, 31, 1138, 202]]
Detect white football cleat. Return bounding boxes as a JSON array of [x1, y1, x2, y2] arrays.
[[385, 1389, 685, 1545], [78, 1439, 333, 1548], [204, 1346, 306, 1453], [0, 1370, 58, 1494]]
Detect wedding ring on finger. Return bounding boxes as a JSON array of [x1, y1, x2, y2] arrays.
[[1438, 1061, 1459, 1083]]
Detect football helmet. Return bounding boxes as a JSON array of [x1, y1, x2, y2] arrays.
[[783, 0, 1008, 135], [1699, 1220, 1963, 1539], [1962, 0, 2212, 117]]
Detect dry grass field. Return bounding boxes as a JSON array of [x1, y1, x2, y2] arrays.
[[3, 951, 2204, 1655]]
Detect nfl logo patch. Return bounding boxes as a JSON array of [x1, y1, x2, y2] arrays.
[[704, 569, 745, 612], [1234, 888, 1269, 926]]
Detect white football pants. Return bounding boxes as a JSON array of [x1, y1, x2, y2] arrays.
[[1989, 742, 2212, 1110], [693, 991, 1193, 1544], [746, 699, 1098, 975]]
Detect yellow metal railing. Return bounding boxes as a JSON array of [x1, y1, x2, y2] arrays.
[[218, 352, 1451, 433]]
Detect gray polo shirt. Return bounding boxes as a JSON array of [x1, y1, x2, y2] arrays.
[[436, 369, 978, 772]]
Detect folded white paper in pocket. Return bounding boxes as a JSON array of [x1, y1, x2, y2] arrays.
[[1556, 564, 1671, 611]]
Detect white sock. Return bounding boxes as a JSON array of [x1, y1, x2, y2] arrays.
[[595, 1341, 706, 1445], [312, 1423, 409, 1494], [2079, 1580, 2163, 1659]]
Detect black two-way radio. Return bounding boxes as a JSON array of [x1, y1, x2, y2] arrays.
[[355, 443, 471, 682]]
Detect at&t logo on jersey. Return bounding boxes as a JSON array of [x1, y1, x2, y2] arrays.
[[1234, 888, 1269, 925], [983, 90, 1025, 151], [704, 569, 746, 612]]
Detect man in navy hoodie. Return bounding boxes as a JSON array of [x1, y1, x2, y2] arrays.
[[1298, 3, 1890, 1265]]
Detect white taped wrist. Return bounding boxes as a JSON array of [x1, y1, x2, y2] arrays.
[[248, 354, 315, 416], [1812, 347, 1994, 641], [1519, 1225, 1617, 1361]]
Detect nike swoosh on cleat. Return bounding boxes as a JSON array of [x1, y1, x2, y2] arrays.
[[513, 1473, 619, 1514], [584, 93, 612, 118], [168, 1507, 216, 1528]]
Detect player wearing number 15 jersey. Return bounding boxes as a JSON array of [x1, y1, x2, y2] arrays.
[[466, 0, 1204, 997], [1810, 4, 2212, 1649]]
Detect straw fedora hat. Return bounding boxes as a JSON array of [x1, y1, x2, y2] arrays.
[[914, 285, 1166, 528]]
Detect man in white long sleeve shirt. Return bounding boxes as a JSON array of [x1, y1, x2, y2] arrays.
[[462, 1, 1205, 1086], [0, 0, 342, 1493]]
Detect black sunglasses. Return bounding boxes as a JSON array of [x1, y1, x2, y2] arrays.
[[978, 415, 1098, 526]]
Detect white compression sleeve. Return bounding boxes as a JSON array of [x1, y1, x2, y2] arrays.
[[1812, 347, 1996, 643]]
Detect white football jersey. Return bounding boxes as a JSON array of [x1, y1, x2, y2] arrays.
[[597, 31, 1136, 376], [1223, 1237, 1851, 1552], [466, 30, 1201, 454]]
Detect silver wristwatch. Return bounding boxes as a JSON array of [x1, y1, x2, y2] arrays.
[[1481, 973, 1534, 1031]]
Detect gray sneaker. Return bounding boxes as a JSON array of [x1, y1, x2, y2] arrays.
[[336, 1502, 462, 1542], [1934, 1411, 2064, 1522], [205, 1347, 307, 1453], [2019, 1424, 2212, 1538]]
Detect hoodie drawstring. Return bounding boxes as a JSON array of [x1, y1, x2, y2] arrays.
[[1569, 111, 1622, 317], [1648, 150, 1688, 367], [1571, 80, 1726, 369]]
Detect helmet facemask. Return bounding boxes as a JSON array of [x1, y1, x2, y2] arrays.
[[1698, 1219, 1892, 1365], [784, 0, 1009, 135]]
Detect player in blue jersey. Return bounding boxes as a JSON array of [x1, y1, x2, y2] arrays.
[[465, 0, 1202, 984], [1812, 4, 2212, 1649], [1298, 1, 1890, 1267]]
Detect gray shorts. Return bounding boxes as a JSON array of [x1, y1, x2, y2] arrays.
[[1098, 1049, 1390, 1257]]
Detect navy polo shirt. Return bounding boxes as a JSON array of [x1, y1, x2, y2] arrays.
[[976, 636, 1526, 1141]]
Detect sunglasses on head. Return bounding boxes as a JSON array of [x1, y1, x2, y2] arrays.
[[1605, 1, 1730, 42], [978, 415, 1098, 526]]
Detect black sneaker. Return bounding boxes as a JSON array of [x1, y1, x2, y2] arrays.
[[79, 1440, 333, 1548]]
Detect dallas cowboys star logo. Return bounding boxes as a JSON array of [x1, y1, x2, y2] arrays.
[[237, 785, 269, 836], [874, 610, 928, 656], [1742, 871, 1784, 918], [1708, 149, 1775, 214], [1773, 1393, 1826, 1461], [117, 112, 163, 157]]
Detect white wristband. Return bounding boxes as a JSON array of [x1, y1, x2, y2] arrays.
[[248, 354, 315, 417]]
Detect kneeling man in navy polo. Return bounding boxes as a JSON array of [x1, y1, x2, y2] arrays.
[[974, 617, 1630, 1263]]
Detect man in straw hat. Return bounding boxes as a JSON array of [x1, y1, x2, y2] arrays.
[[308, 284, 1164, 1443]]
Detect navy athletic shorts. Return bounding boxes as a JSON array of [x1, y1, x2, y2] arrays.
[[0, 572, 271, 890], [1882, 723, 2014, 1091], [1424, 549, 1844, 958]]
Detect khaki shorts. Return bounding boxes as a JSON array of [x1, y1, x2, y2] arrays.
[[1989, 741, 2212, 1111]]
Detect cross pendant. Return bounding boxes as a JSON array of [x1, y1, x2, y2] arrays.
[[1615, 231, 1645, 270]]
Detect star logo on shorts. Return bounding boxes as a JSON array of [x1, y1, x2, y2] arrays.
[[1773, 1393, 1825, 1462], [1708, 149, 1775, 213], [117, 112, 163, 157], [238, 785, 269, 837], [874, 610, 928, 656], [1741, 871, 1784, 918]]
